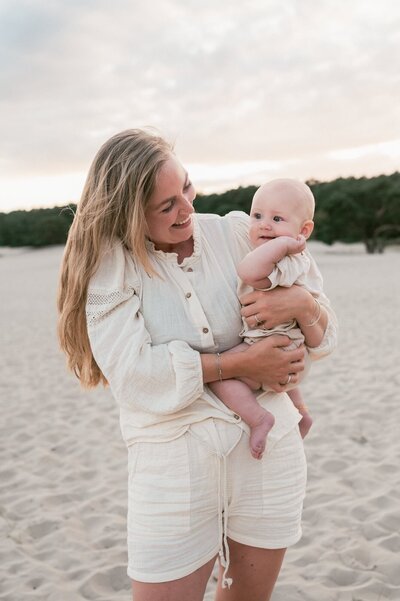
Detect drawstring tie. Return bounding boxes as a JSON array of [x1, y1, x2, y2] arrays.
[[217, 454, 233, 588], [189, 418, 242, 589]]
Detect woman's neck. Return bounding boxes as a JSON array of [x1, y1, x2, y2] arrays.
[[155, 237, 194, 263]]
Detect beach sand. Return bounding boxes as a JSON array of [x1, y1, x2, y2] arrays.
[[0, 242, 399, 601]]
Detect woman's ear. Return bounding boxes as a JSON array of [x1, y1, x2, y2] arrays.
[[301, 220, 314, 240]]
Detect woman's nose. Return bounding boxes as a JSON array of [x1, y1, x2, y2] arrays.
[[181, 196, 194, 212]]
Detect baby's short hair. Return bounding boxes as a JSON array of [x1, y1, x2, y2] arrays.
[[262, 178, 315, 220]]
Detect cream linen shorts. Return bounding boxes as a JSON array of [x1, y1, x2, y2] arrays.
[[127, 419, 307, 584]]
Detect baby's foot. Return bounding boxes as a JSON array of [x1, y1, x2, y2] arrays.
[[249, 412, 275, 460], [299, 413, 313, 439]]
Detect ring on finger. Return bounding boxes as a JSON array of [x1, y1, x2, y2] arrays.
[[254, 314, 263, 327]]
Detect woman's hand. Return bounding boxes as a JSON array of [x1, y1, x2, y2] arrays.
[[240, 336, 306, 392], [201, 335, 305, 392], [240, 285, 314, 331]]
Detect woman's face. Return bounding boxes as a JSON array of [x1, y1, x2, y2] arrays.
[[145, 155, 196, 252]]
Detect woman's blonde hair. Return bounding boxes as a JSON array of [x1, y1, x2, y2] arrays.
[[57, 128, 172, 388]]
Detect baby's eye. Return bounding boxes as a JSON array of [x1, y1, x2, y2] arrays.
[[273, 215, 283, 222], [252, 212, 262, 220]]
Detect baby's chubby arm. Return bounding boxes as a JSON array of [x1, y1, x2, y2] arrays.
[[237, 235, 306, 289]]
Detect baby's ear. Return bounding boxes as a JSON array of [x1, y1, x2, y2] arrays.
[[301, 220, 314, 240]]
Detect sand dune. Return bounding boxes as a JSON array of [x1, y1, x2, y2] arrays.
[[1, 242, 399, 601]]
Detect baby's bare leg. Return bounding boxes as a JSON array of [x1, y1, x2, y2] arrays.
[[209, 377, 275, 460], [222, 342, 260, 390], [288, 387, 313, 439]]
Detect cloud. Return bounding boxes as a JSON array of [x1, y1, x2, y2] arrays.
[[0, 0, 399, 188]]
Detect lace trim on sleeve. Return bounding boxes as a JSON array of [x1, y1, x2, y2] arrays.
[[86, 287, 135, 328]]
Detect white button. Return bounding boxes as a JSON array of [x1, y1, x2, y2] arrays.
[[187, 267, 193, 272], [185, 292, 192, 298], [202, 327, 209, 334], [233, 413, 241, 420]]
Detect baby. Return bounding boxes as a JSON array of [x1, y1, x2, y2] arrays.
[[209, 178, 324, 459]]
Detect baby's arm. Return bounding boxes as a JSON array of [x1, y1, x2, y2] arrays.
[[237, 235, 306, 289]]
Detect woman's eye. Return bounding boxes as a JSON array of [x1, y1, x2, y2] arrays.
[[273, 216, 282, 222], [183, 181, 192, 191], [162, 201, 174, 213]]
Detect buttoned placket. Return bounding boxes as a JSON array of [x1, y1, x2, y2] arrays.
[[175, 260, 242, 585], [173, 265, 215, 347]]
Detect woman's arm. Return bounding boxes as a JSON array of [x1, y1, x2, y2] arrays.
[[89, 285, 306, 410], [87, 288, 205, 415], [239, 285, 331, 351], [86, 244, 206, 416], [201, 335, 306, 393], [296, 296, 328, 348]]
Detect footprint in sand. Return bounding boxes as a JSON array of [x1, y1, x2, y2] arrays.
[[79, 565, 130, 599]]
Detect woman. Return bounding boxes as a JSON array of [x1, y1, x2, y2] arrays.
[[58, 129, 337, 601]]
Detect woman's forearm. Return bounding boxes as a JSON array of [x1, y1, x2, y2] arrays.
[[239, 285, 330, 351], [201, 335, 306, 392], [296, 296, 328, 348], [297, 304, 328, 348], [240, 285, 306, 329], [200, 350, 246, 384]]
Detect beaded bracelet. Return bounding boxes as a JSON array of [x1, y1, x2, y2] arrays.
[[304, 298, 321, 327], [216, 352, 223, 382]]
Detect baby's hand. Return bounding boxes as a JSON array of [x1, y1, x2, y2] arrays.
[[285, 234, 306, 255]]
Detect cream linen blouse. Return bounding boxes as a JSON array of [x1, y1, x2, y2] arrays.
[[86, 211, 337, 447]]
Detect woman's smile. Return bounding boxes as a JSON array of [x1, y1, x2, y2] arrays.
[[172, 215, 192, 228]]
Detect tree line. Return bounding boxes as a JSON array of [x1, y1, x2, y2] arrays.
[[0, 172, 399, 253]]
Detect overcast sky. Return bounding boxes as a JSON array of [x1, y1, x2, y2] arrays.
[[1, 0, 400, 211]]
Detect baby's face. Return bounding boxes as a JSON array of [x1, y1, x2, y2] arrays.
[[249, 183, 308, 248]]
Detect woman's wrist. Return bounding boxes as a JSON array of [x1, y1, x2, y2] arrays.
[[303, 298, 321, 327], [201, 349, 244, 383], [294, 288, 317, 325], [215, 352, 223, 382], [296, 295, 328, 348]]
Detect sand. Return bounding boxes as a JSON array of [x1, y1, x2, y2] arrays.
[[0, 241, 399, 601]]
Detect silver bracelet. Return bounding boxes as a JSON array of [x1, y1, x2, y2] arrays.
[[304, 298, 322, 327], [216, 352, 223, 382]]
